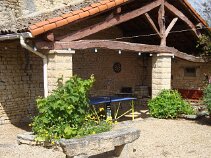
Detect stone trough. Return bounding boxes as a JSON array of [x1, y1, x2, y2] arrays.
[[17, 128, 140, 158]]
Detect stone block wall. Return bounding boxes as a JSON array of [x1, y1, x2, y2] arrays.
[[73, 50, 144, 96], [151, 55, 172, 97], [0, 41, 43, 125], [172, 58, 211, 90], [0, 0, 85, 17], [47, 50, 74, 94], [0, 0, 86, 31]]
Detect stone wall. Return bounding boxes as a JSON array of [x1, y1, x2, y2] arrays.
[[73, 50, 144, 96], [0, 0, 100, 32], [47, 50, 74, 94], [0, 41, 43, 125], [151, 55, 172, 98], [172, 58, 211, 90]]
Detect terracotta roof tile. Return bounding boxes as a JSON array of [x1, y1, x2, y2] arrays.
[[115, 0, 124, 5], [35, 21, 49, 28], [61, 13, 73, 19], [98, 4, 108, 11], [91, 3, 101, 8], [71, 10, 83, 15], [29, 25, 37, 30], [29, 0, 127, 36], [47, 17, 63, 23], [88, 7, 100, 15], [106, 1, 116, 8], [43, 23, 57, 32], [31, 27, 45, 36], [100, 0, 110, 5], [55, 19, 68, 27], [81, 6, 93, 11], [67, 14, 80, 23], [79, 11, 90, 18]]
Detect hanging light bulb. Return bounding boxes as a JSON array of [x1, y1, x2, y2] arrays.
[[138, 52, 141, 56], [150, 54, 152, 56], [94, 48, 98, 53], [118, 50, 122, 54]]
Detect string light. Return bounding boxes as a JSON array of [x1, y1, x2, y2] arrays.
[[118, 50, 122, 54], [57, 27, 209, 44], [94, 48, 98, 53], [138, 52, 142, 56]]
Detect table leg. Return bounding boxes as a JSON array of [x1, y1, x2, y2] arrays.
[[106, 103, 112, 119], [132, 100, 134, 121]]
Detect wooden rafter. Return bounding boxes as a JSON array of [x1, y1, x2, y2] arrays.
[[57, 0, 162, 41], [165, 18, 178, 37], [164, 1, 199, 38], [144, 13, 161, 37]]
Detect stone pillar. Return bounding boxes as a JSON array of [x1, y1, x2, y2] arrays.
[[47, 49, 75, 94], [151, 54, 172, 98]]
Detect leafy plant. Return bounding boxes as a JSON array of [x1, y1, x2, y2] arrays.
[[197, 33, 211, 61], [148, 90, 194, 119], [31, 75, 112, 142], [203, 84, 211, 114]]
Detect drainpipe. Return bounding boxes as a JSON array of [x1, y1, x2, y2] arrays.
[[20, 36, 48, 98]]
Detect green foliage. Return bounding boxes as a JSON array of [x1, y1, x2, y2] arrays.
[[31, 75, 112, 142], [197, 33, 211, 61], [148, 90, 194, 119], [203, 84, 211, 114]]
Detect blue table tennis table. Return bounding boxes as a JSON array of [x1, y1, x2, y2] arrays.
[[89, 96, 137, 120]]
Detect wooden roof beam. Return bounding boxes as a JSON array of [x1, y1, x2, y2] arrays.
[[144, 13, 161, 38], [51, 40, 177, 53], [165, 18, 178, 37], [57, 0, 162, 41], [164, 1, 200, 38], [35, 39, 205, 63], [174, 51, 205, 63]]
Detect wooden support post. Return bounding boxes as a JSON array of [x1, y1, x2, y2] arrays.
[[158, 0, 166, 46]]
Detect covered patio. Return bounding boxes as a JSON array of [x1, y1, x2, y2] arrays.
[[0, 0, 210, 124], [33, 0, 208, 99]]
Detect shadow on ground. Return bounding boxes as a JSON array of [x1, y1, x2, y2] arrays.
[[13, 122, 32, 132], [195, 116, 211, 126]]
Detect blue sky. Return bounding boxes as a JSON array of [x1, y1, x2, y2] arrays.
[[188, 0, 210, 25], [188, 0, 206, 15]]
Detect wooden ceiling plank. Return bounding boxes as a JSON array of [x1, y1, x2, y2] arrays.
[[57, 0, 162, 41]]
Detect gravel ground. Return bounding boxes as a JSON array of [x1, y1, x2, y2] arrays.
[[0, 118, 211, 158]]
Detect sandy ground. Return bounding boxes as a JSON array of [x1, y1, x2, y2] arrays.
[[0, 117, 211, 158]]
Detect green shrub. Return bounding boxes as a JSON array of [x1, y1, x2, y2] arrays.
[[148, 90, 194, 119], [31, 75, 112, 142], [203, 84, 211, 114]]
